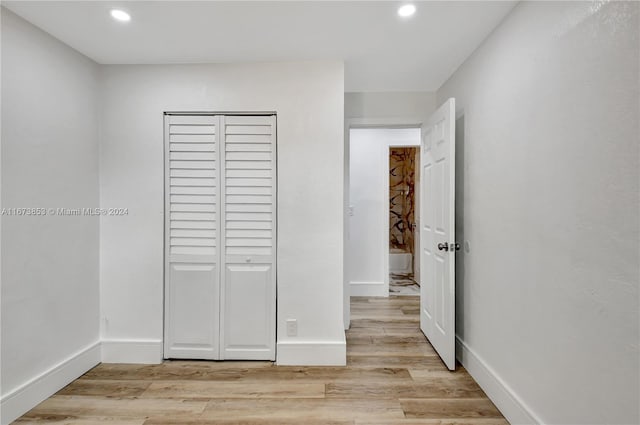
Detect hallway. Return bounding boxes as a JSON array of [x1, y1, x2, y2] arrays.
[[16, 296, 506, 424]]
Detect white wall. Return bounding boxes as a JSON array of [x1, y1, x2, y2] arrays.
[[345, 91, 436, 122], [1, 9, 101, 424], [99, 61, 345, 365], [438, 2, 639, 424], [348, 128, 419, 297]]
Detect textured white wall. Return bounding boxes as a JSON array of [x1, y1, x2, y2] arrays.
[[438, 2, 639, 423], [99, 61, 345, 364], [1, 8, 100, 422]]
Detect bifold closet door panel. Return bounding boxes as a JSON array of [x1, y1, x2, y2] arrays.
[[164, 115, 221, 360], [220, 115, 277, 361]]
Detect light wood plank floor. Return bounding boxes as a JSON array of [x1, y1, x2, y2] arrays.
[[15, 296, 507, 424]]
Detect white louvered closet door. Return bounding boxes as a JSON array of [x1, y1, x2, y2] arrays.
[[164, 114, 276, 361], [220, 115, 276, 360], [164, 115, 221, 359]]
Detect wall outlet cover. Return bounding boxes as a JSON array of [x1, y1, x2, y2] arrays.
[[286, 319, 298, 336]]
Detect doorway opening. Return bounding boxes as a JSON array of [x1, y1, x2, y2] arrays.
[[346, 98, 456, 370], [389, 146, 420, 296], [347, 127, 420, 299]]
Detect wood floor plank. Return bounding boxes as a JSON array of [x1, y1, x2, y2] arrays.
[[326, 377, 485, 399], [141, 381, 325, 399], [201, 399, 405, 420], [145, 419, 354, 425], [365, 298, 420, 306], [370, 335, 430, 344], [25, 395, 207, 417], [16, 417, 147, 425], [347, 341, 436, 356], [356, 419, 510, 425], [56, 379, 151, 397], [351, 313, 416, 321], [408, 368, 471, 380], [344, 326, 386, 336], [85, 364, 412, 383], [350, 319, 419, 329], [401, 306, 421, 315], [346, 337, 429, 348], [350, 304, 407, 311], [345, 334, 374, 344], [400, 398, 504, 419], [347, 355, 447, 370]]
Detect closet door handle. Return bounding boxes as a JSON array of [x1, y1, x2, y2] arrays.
[[437, 243, 449, 251]]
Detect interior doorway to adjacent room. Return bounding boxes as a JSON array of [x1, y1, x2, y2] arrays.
[[347, 127, 420, 298], [347, 98, 457, 370], [388, 145, 420, 296]]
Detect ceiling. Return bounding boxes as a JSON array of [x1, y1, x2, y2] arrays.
[[4, 1, 516, 92]]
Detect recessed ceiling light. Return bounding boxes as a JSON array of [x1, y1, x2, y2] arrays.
[[110, 9, 131, 22], [397, 4, 416, 18]]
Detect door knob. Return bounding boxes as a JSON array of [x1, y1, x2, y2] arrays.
[[437, 243, 449, 251]]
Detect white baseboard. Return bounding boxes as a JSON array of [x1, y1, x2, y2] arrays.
[[350, 281, 388, 297], [101, 339, 163, 364], [456, 336, 542, 425], [0, 341, 101, 425], [277, 340, 346, 366]]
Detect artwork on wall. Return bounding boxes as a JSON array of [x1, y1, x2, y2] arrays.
[[389, 147, 417, 256]]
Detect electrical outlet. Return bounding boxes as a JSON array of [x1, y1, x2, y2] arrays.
[[286, 319, 298, 337]]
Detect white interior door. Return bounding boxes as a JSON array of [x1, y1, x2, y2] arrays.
[[164, 114, 221, 359], [164, 113, 276, 361], [220, 115, 276, 361], [419, 98, 456, 370], [414, 150, 420, 283]]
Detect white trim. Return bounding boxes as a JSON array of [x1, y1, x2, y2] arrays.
[[349, 281, 388, 297], [456, 336, 542, 425], [0, 341, 100, 425], [101, 339, 163, 364], [343, 117, 351, 331], [276, 341, 346, 366]]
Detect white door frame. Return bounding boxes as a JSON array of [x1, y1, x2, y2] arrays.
[[344, 117, 425, 330]]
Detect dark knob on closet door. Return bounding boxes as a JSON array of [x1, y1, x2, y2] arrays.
[[437, 243, 449, 251]]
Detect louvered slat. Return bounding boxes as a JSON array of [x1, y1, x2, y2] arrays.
[[167, 116, 218, 260], [222, 116, 275, 260]]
